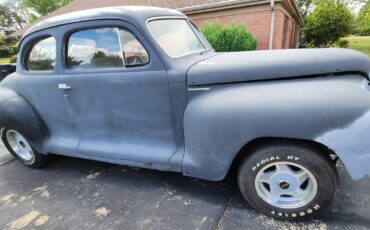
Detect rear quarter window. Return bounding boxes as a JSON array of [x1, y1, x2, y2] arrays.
[[25, 37, 56, 71]]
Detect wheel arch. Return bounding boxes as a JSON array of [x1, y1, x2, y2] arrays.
[[0, 88, 48, 154], [231, 137, 337, 172]]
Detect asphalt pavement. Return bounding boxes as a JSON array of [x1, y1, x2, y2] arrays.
[[0, 143, 369, 230]]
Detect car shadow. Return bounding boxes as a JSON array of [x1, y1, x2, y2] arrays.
[[44, 154, 238, 203], [0, 155, 369, 229]]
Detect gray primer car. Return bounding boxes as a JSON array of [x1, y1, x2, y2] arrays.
[[0, 6, 370, 221]]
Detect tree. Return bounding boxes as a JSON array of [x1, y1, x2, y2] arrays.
[[67, 56, 83, 66], [298, 0, 367, 17], [90, 51, 124, 67], [21, 0, 72, 17], [0, 3, 25, 36], [304, 0, 354, 47], [0, 1, 28, 49], [297, 0, 314, 18], [356, 2, 370, 35], [296, 0, 315, 47]]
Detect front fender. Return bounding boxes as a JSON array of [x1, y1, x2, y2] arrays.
[[0, 88, 47, 154], [183, 75, 370, 181]]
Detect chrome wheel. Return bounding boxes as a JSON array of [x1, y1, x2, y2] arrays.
[[5, 130, 34, 161], [255, 161, 318, 209]]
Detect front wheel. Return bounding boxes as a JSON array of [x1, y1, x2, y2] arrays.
[[1, 128, 48, 168], [238, 142, 338, 220]]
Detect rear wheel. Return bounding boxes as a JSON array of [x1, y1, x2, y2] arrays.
[[238, 141, 338, 220], [1, 128, 48, 168]]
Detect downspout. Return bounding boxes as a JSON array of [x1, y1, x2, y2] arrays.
[[296, 29, 300, 48], [268, 0, 275, 50]]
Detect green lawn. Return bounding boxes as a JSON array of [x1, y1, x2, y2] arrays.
[[347, 36, 370, 57], [0, 57, 12, 64]]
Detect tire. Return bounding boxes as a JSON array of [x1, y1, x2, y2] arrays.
[[1, 128, 48, 168], [238, 141, 338, 220]]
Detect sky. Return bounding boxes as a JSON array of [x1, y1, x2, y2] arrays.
[[344, 0, 368, 14]]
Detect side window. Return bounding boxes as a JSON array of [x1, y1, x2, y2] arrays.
[[25, 37, 56, 71], [67, 28, 124, 69], [118, 29, 149, 67], [66, 27, 149, 70]]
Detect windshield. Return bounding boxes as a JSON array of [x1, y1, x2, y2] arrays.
[[147, 19, 206, 58]]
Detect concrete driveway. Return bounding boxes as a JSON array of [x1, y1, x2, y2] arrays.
[[0, 143, 369, 230]]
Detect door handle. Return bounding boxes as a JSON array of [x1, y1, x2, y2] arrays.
[[58, 83, 72, 90]]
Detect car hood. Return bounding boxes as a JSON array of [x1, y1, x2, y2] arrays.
[[187, 48, 370, 86]]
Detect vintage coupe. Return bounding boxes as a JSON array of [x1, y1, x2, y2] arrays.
[[0, 7, 369, 220]]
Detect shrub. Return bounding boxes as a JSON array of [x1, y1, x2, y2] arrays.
[[0, 49, 10, 57], [0, 47, 17, 58], [8, 47, 17, 55], [201, 22, 257, 52], [10, 55, 17, 63], [335, 39, 349, 48]]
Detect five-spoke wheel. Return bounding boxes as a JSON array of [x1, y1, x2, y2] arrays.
[[255, 162, 317, 209], [5, 130, 34, 161], [1, 128, 48, 168]]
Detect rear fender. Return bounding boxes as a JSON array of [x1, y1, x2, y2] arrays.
[[0, 88, 47, 154], [183, 75, 370, 181]]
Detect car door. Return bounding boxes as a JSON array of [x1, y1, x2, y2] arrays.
[[58, 20, 177, 164], [17, 28, 80, 155]]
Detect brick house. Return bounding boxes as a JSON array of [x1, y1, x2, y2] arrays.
[[14, 0, 303, 50]]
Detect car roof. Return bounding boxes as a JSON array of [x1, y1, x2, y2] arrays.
[[22, 6, 185, 38]]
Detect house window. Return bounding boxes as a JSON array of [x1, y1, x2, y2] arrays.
[[281, 16, 289, 49], [25, 37, 56, 71]]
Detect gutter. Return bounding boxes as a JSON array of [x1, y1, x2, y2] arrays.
[[269, 0, 275, 50], [178, 0, 258, 13], [289, 0, 304, 27]]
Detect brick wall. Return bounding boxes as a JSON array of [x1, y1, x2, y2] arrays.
[[191, 10, 272, 50], [188, 6, 300, 50]]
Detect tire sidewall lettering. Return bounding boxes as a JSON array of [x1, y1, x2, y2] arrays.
[[270, 204, 320, 218], [252, 155, 301, 172]]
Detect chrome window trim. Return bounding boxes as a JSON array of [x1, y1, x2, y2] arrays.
[[115, 27, 126, 67], [187, 19, 213, 50]]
